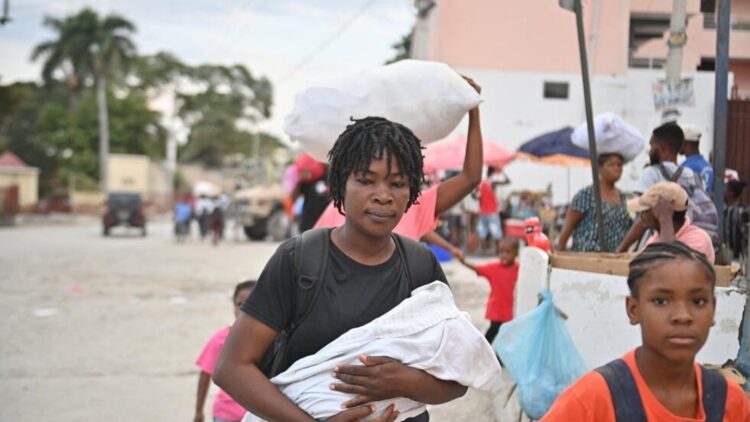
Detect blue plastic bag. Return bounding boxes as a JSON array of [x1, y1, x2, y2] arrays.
[[494, 289, 587, 419]]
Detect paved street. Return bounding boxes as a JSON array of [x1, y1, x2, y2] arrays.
[[0, 220, 501, 421]]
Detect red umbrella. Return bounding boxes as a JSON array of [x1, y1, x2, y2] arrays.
[[423, 135, 515, 173]]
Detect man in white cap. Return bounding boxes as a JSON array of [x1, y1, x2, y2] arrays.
[[680, 124, 714, 195], [628, 181, 715, 263]]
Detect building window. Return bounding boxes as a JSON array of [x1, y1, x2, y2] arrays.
[[700, 0, 715, 14], [629, 13, 670, 68], [698, 57, 715, 71], [543, 82, 569, 99]]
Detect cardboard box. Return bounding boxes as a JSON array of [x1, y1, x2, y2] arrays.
[[549, 252, 733, 287]]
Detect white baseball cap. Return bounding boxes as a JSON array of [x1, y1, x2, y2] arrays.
[[681, 124, 702, 142]]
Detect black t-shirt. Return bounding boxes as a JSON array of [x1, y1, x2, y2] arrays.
[[298, 175, 330, 232], [242, 230, 447, 421]]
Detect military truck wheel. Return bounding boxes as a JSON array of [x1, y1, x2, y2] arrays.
[[266, 209, 289, 242], [244, 222, 267, 240]]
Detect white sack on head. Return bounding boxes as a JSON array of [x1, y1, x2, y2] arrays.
[[571, 112, 645, 162], [283, 60, 483, 162]]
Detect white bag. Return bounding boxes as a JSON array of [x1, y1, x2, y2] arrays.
[[571, 112, 645, 162], [283, 60, 482, 162]]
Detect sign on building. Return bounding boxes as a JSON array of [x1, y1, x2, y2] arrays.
[[652, 78, 695, 111]]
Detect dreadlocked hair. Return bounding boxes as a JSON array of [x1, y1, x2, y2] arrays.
[[627, 241, 715, 297], [326, 116, 425, 214]]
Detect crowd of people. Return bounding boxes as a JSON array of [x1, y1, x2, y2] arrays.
[[173, 193, 230, 245], [184, 74, 748, 422]]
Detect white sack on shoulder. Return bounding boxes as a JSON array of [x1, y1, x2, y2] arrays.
[[242, 281, 501, 422], [283, 60, 483, 162], [571, 112, 645, 162]]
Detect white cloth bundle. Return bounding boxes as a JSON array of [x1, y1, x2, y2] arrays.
[[242, 281, 501, 422], [571, 112, 645, 162], [283, 60, 483, 162]]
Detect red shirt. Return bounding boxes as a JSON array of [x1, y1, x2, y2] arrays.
[[542, 349, 750, 422], [475, 260, 519, 322], [479, 179, 498, 215]]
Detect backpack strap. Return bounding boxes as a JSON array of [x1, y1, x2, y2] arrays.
[[291, 228, 330, 329], [672, 165, 685, 182], [595, 359, 647, 422], [393, 233, 435, 291], [657, 163, 684, 183], [267, 228, 329, 377], [694, 172, 705, 191], [701, 366, 728, 422], [657, 163, 673, 181]]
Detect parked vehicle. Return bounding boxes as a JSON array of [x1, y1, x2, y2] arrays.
[[227, 184, 289, 241], [102, 192, 146, 236]]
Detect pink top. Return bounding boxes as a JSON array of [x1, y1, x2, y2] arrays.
[[313, 184, 440, 240], [195, 326, 246, 421], [644, 218, 715, 264]]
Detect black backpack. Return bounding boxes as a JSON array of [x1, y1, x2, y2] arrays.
[[260, 228, 436, 377], [595, 358, 727, 422]]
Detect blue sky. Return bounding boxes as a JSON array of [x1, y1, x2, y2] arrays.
[[0, 0, 416, 138]]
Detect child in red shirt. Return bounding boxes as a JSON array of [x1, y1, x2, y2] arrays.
[[542, 241, 750, 421], [459, 237, 519, 344]]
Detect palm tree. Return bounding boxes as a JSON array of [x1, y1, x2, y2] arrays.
[[32, 8, 136, 191]]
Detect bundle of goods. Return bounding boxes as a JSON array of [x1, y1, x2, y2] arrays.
[[284, 60, 482, 162], [571, 112, 645, 162]]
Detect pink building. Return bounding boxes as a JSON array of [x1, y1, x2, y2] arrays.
[[411, 0, 749, 202], [415, 0, 750, 97]]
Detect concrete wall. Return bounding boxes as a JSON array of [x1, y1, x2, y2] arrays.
[[107, 154, 150, 194], [514, 248, 746, 368], [0, 169, 39, 207]]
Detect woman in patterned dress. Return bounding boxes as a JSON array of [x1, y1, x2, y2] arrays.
[[556, 153, 632, 252]]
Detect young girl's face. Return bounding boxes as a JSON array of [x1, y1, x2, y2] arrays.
[[233, 288, 252, 319], [626, 259, 715, 364], [343, 153, 410, 238]]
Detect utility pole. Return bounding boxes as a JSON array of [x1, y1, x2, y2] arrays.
[[712, 0, 731, 244], [659, 0, 689, 121], [0, 0, 10, 25], [166, 134, 177, 200], [665, 0, 688, 85], [561, 0, 607, 252]]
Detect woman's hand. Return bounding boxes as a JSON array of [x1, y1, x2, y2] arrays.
[[461, 75, 481, 94], [331, 355, 414, 408], [327, 403, 400, 422]]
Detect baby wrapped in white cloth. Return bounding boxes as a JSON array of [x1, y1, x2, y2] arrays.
[[243, 281, 501, 421]]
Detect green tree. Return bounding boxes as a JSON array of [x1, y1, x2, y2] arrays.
[[0, 81, 165, 196], [385, 28, 413, 64], [31, 8, 137, 190], [131, 53, 279, 168]]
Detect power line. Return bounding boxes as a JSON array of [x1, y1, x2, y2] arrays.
[[1, 0, 11, 25], [280, 0, 377, 81]]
